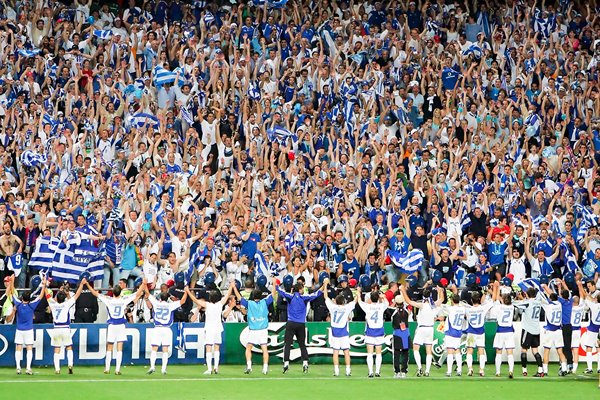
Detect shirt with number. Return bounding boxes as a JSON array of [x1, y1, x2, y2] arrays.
[[444, 305, 466, 338], [585, 300, 600, 333], [325, 298, 355, 337], [570, 304, 585, 329], [149, 296, 182, 327], [465, 301, 494, 334], [99, 294, 136, 325], [493, 302, 515, 333], [514, 297, 542, 335], [541, 300, 562, 331], [358, 301, 387, 337], [49, 297, 76, 327]]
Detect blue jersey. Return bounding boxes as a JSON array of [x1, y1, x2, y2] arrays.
[[7, 253, 23, 277], [13, 296, 41, 331], [241, 295, 273, 330]]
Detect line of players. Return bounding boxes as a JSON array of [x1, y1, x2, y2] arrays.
[[4, 271, 600, 377]]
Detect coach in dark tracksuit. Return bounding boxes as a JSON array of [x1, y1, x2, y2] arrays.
[[276, 282, 324, 373], [392, 296, 411, 376]]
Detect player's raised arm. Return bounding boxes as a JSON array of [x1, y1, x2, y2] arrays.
[[84, 280, 101, 297], [400, 283, 421, 309], [71, 278, 87, 300], [133, 279, 147, 302], [185, 286, 206, 308], [434, 286, 445, 307], [232, 282, 242, 301], [220, 285, 234, 306], [323, 278, 330, 299], [35, 277, 48, 302]]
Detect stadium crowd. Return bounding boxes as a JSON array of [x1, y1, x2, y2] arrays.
[[0, 0, 598, 335]]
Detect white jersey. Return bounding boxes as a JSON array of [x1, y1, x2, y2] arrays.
[[204, 302, 224, 333], [325, 298, 355, 337], [571, 304, 585, 328], [493, 302, 515, 332], [585, 300, 600, 333], [149, 296, 182, 327], [444, 305, 466, 337], [99, 294, 136, 325], [358, 301, 387, 336], [416, 301, 439, 327], [49, 297, 76, 326], [515, 297, 542, 335], [465, 301, 494, 334], [541, 300, 562, 331]]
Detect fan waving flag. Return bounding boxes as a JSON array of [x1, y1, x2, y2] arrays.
[[52, 241, 104, 284], [462, 44, 482, 59], [517, 278, 541, 293], [93, 30, 113, 40], [254, 250, 270, 277], [153, 65, 177, 87], [441, 67, 461, 90], [129, 113, 160, 129], [28, 236, 61, 273], [388, 249, 424, 273], [267, 126, 298, 145], [21, 150, 47, 168], [18, 48, 41, 58]]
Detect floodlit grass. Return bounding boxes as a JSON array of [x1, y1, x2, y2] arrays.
[[0, 364, 597, 400]]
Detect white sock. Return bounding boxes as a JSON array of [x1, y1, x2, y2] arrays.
[[54, 353, 61, 372], [67, 349, 73, 368], [246, 361, 252, 369], [561, 361, 567, 372], [366, 353, 374, 374], [262, 363, 268, 373], [572, 362, 578, 373], [414, 351, 422, 369], [543, 363, 548, 374], [479, 354, 486, 370], [284, 361, 289, 367], [596, 351, 600, 370], [150, 350, 157, 370], [425, 354, 433, 373], [161, 352, 168, 373], [456, 354, 462, 373], [26, 349, 33, 370], [115, 351, 123, 372], [105, 351, 112, 371], [334, 365, 339, 375], [206, 352, 213, 371], [213, 351, 220, 370], [15, 350, 22, 370], [375, 353, 382, 374], [466, 353, 473, 369], [447, 354, 454, 374], [495, 354, 502, 374], [587, 351, 593, 370], [302, 360, 308, 367], [507, 355, 514, 373], [346, 365, 351, 374]]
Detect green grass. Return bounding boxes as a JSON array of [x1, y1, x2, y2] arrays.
[[0, 364, 597, 400]]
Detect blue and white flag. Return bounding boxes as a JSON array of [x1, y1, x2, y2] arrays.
[[254, 250, 270, 277], [129, 113, 160, 129], [93, 30, 113, 40], [560, 242, 579, 272], [388, 249, 424, 273], [248, 81, 261, 100], [18, 48, 41, 58], [441, 67, 461, 90], [180, 106, 194, 125], [203, 11, 215, 25], [462, 44, 482, 59], [532, 9, 556, 38], [153, 65, 177, 87], [267, 0, 288, 8], [6, 253, 23, 277], [425, 19, 440, 35], [267, 126, 298, 145], [524, 112, 541, 137], [21, 150, 47, 168], [517, 278, 541, 292], [52, 242, 104, 284], [175, 322, 187, 353]]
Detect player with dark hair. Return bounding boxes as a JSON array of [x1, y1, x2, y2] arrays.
[[324, 279, 355, 377], [514, 287, 544, 377]]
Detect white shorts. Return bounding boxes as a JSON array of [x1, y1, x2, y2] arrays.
[[205, 328, 223, 345], [150, 326, 173, 347], [445, 335, 462, 350], [248, 329, 268, 346], [14, 329, 34, 346], [330, 335, 350, 350], [414, 326, 434, 346], [493, 332, 515, 350], [571, 329, 581, 349], [364, 335, 385, 346], [50, 327, 72, 347], [581, 330, 600, 349], [106, 324, 127, 344], [466, 333, 486, 348], [542, 329, 564, 349]]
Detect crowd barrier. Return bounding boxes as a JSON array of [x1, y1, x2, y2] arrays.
[[0, 322, 594, 367]]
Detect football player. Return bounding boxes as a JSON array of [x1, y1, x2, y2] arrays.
[[443, 293, 466, 376], [491, 281, 516, 378], [577, 280, 600, 373], [514, 287, 544, 377], [324, 279, 355, 377], [463, 289, 494, 376], [357, 286, 389, 378], [540, 283, 568, 376]]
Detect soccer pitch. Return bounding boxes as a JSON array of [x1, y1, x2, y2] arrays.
[[0, 365, 597, 400]]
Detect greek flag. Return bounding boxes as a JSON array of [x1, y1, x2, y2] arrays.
[[388, 249, 424, 273], [180, 106, 194, 124], [204, 11, 215, 25], [129, 113, 160, 129], [28, 237, 61, 273], [267, 0, 288, 8], [575, 204, 599, 244], [394, 106, 409, 125], [441, 67, 461, 90], [248, 81, 261, 100], [517, 278, 541, 293], [425, 20, 440, 35], [532, 214, 546, 230], [175, 322, 187, 353], [462, 44, 482, 59], [267, 126, 298, 145], [93, 30, 113, 40], [153, 65, 177, 87], [52, 242, 104, 284], [254, 250, 270, 277], [21, 150, 47, 168], [532, 9, 556, 38], [461, 212, 472, 230], [18, 48, 41, 58], [524, 112, 541, 138], [560, 242, 579, 272]]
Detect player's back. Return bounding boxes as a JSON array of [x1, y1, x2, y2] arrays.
[[361, 302, 386, 335], [416, 301, 437, 327], [101, 295, 135, 324], [150, 297, 179, 327], [327, 300, 354, 335], [465, 302, 491, 334], [14, 298, 40, 331], [204, 302, 224, 331], [494, 302, 515, 332], [542, 301, 562, 331], [585, 300, 600, 332], [517, 298, 541, 335], [50, 298, 76, 326], [445, 305, 466, 336], [570, 304, 585, 328]]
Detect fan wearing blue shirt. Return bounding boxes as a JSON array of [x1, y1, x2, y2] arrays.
[[7, 275, 47, 375], [336, 248, 361, 279]]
